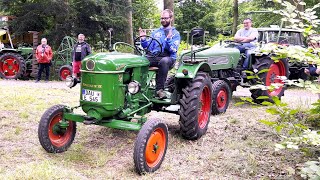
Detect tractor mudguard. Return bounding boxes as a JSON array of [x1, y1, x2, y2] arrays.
[[252, 55, 273, 70], [0, 48, 20, 54], [175, 62, 211, 78]]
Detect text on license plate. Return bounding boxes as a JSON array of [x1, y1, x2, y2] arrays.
[[82, 89, 102, 102]]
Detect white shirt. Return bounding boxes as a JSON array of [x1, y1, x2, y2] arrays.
[[235, 28, 259, 43]]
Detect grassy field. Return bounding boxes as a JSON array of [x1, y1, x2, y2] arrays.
[[0, 79, 318, 179]]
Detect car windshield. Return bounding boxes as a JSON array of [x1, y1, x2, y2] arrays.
[[264, 31, 303, 45]]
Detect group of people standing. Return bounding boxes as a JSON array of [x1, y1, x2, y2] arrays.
[[35, 34, 91, 82]]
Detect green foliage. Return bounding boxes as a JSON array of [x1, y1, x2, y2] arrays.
[[257, 96, 307, 136], [239, 0, 282, 28], [132, 0, 159, 34], [175, 0, 217, 41], [300, 158, 320, 180], [0, 0, 158, 48]]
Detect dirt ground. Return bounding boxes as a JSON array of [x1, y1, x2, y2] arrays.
[[0, 79, 318, 179]]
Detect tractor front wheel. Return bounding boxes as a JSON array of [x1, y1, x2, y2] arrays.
[[212, 80, 231, 115], [133, 117, 168, 175], [250, 56, 289, 102], [0, 53, 26, 79], [179, 72, 213, 140], [59, 65, 73, 81], [38, 104, 76, 153]]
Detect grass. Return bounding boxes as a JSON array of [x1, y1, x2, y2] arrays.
[[0, 81, 318, 179]]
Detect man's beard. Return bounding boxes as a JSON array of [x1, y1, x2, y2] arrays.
[[161, 21, 170, 27]]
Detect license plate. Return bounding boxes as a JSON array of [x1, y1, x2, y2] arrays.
[[82, 89, 102, 102]]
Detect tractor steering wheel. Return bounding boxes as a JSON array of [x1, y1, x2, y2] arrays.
[[134, 35, 163, 57]]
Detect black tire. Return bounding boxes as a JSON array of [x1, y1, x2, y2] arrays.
[[250, 56, 289, 103], [38, 104, 76, 153], [179, 72, 213, 140], [164, 75, 175, 93], [59, 65, 73, 81], [211, 80, 231, 115], [134, 117, 168, 175], [0, 52, 26, 79]]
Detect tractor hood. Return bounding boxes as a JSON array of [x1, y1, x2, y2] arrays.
[[82, 52, 149, 72], [180, 46, 240, 70], [192, 46, 240, 60]]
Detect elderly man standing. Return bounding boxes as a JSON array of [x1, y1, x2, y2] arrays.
[[72, 34, 91, 78], [234, 18, 259, 69], [35, 38, 53, 83]]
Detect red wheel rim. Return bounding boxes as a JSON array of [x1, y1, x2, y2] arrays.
[[48, 113, 73, 147], [0, 57, 20, 78], [216, 88, 227, 110], [60, 68, 71, 80], [145, 127, 166, 168], [265, 61, 286, 96], [198, 86, 211, 129]]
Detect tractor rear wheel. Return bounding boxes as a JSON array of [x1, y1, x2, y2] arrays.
[[38, 104, 76, 153], [250, 56, 289, 102], [0, 53, 26, 79], [134, 117, 168, 174], [179, 72, 213, 140], [211, 80, 231, 115], [59, 65, 73, 81]]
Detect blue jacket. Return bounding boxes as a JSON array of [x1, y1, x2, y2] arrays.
[[141, 27, 180, 60]]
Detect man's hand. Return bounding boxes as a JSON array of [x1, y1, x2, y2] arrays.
[[139, 27, 146, 40]]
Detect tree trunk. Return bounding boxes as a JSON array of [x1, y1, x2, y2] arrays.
[[232, 0, 239, 36], [126, 0, 133, 45], [163, 0, 174, 25]]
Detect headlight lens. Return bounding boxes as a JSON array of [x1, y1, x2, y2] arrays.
[[128, 81, 140, 94], [65, 76, 77, 88], [86, 60, 95, 70]]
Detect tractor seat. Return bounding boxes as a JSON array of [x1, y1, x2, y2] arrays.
[[149, 67, 159, 71]]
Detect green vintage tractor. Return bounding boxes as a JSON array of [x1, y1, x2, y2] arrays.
[[53, 36, 77, 80], [38, 28, 288, 174], [0, 28, 34, 79]]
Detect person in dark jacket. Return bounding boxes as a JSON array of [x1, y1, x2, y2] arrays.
[[139, 9, 181, 99], [35, 38, 53, 83], [72, 34, 91, 78]]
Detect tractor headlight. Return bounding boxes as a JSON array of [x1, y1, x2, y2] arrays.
[[65, 76, 79, 88], [128, 81, 140, 94], [86, 60, 95, 71]]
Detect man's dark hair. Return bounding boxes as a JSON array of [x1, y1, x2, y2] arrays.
[[244, 18, 252, 22]]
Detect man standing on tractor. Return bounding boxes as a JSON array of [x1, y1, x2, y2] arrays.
[[234, 18, 259, 69], [35, 38, 53, 83], [139, 9, 181, 99], [72, 34, 91, 78]]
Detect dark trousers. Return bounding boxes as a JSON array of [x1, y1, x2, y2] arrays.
[[37, 63, 50, 81], [147, 56, 175, 91]]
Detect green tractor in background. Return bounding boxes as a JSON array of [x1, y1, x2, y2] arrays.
[[0, 28, 35, 79], [54, 36, 77, 81], [37, 28, 289, 174]]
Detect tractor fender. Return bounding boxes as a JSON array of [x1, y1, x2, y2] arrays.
[[252, 55, 272, 70], [175, 62, 212, 79], [0, 48, 20, 54]]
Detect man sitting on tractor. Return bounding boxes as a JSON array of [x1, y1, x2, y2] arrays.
[[234, 18, 259, 69], [139, 9, 181, 99]]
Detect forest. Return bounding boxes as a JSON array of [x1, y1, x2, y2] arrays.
[[1, 0, 319, 49]]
